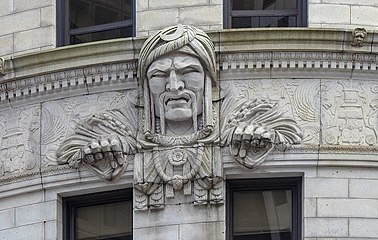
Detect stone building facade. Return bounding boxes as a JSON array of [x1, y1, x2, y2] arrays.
[[0, 1, 378, 240]]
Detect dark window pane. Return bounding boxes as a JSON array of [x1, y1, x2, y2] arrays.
[[231, 17, 252, 28], [71, 27, 132, 44], [233, 190, 292, 237], [232, 0, 297, 10], [76, 201, 132, 240], [231, 16, 297, 28], [70, 0, 132, 29]]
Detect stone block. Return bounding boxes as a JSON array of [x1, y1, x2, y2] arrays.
[[350, 218, 378, 238], [136, 9, 178, 32], [0, 223, 44, 240], [149, 0, 208, 10], [317, 167, 378, 179], [323, 0, 378, 5], [304, 218, 348, 237], [0, 34, 13, 56], [179, 5, 222, 26], [41, 6, 55, 27], [305, 178, 348, 198], [136, 0, 149, 12], [45, 220, 63, 240], [0, 191, 44, 212], [308, 4, 350, 24], [179, 222, 225, 240], [13, 0, 51, 12], [0, 208, 15, 230], [134, 203, 225, 228], [134, 225, 179, 240], [210, 0, 223, 4], [351, 5, 378, 26], [304, 198, 317, 217], [350, 179, 378, 198], [318, 199, 378, 218], [0, 9, 40, 36], [15, 200, 57, 226], [0, 0, 13, 17], [14, 26, 54, 52]]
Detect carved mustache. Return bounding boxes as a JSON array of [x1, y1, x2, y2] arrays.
[[160, 90, 195, 107]]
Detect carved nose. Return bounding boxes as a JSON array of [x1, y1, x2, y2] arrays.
[[166, 71, 184, 92]]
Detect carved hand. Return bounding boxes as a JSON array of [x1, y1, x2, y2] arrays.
[[82, 136, 124, 169], [231, 122, 275, 158]]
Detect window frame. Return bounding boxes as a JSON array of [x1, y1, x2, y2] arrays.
[[226, 177, 302, 240], [63, 188, 133, 240], [223, 0, 308, 28], [57, 0, 135, 46]]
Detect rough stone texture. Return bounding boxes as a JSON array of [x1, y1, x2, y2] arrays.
[[136, 8, 179, 32], [0, 0, 55, 56], [350, 179, 378, 198], [308, 4, 350, 25], [0, 208, 15, 230], [14, 26, 54, 53], [15, 201, 57, 226], [0, 9, 41, 36], [318, 199, 378, 218], [0, 34, 13, 57], [41, 6, 55, 27], [305, 218, 349, 237], [44, 220, 63, 240], [0, 191, 44, 211], [134, 225, 179, 240], [179, 5, 222, 26], [13, 0, 51, 12], [149, 0, 209, 9], [135, 1, 223, 36], [351, 5, 378, 27], [179, 222, 225, 240], [0, 223, 44, 240], [304, 198, 317, 218], [350, 218, 378, 238], [0, 0, 13, 17], [305, 178, 348, 198]]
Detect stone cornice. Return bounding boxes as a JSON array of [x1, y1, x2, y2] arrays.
[[211, 27, 378, 53], [0, 29, 377, 104]]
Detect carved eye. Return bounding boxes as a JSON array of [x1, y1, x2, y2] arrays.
[[181, 67, 200, 75], [150, 71, 167, 78]]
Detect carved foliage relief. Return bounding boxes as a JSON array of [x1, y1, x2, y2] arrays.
[[0, 105, 41, 177]]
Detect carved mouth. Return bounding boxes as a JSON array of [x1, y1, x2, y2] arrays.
[[164, 94, 191, 107]]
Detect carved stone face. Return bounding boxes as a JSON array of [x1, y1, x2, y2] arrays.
[[147, 52, 205, 123]]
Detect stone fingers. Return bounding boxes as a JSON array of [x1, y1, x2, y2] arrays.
[[231, 123, 274, 158], [82, 136, 124, 167], [110, 136, 124, 166]]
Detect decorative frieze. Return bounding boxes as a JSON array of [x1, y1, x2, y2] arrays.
[[0, 61, 137, 102], [0, 105, 40, 177], [220, 52, 377, 71]]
